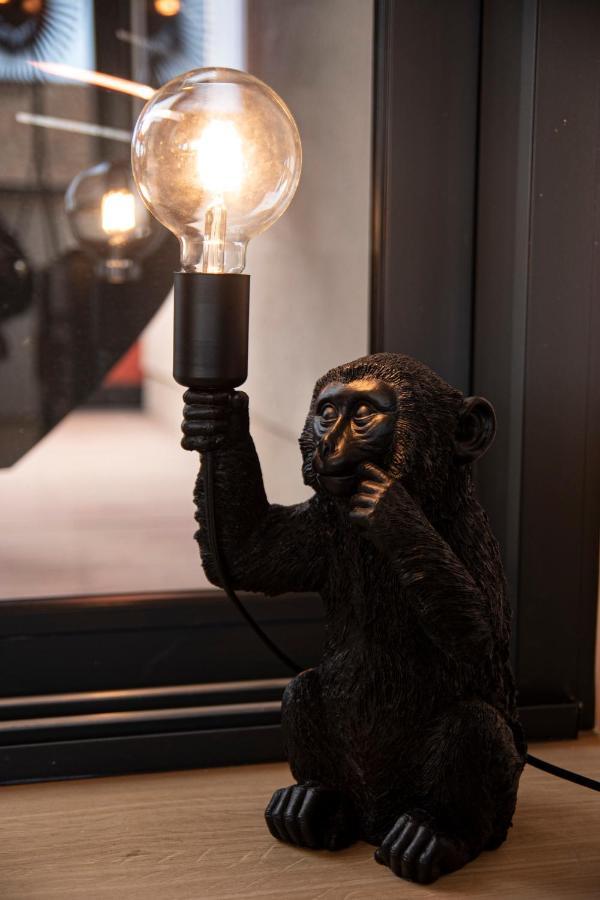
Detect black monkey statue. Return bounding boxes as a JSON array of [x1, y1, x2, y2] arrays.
[[181, 352, 526, 885]]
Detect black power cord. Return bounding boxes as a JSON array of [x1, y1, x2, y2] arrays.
[[203, 450, 302, 675], [526, 753, 599, 791], [203, 450, 600, 793]]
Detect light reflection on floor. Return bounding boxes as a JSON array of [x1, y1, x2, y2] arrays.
[[0, 410, 209, 599]]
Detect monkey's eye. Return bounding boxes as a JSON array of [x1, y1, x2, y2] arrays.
[[319, 404, 337, 423], [353, 404, 375, 423]]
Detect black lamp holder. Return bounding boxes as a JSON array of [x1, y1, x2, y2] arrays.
[[173, 271, 250, 390]]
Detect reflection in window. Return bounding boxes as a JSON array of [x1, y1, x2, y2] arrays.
[[0, 0, 372, 602], [0, 0, 245, 598]]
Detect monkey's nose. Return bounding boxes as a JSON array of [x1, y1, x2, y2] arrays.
[[320, 436, 334, 460]]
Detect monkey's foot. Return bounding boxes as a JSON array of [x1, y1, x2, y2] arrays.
[[265, 783, 357, 851], [374, 811, 471, 884]]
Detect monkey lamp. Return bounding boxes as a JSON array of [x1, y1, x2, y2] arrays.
[[182, 352, 527, 886], [131, 66, 302, 390], [133, 68, 526, 889]]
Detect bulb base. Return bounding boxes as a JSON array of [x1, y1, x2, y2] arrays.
[[173, 271, 250, 390], [97, 257, 141, 284]]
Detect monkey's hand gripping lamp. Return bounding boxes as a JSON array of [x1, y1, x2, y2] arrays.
[[131, 67, 302, 391]]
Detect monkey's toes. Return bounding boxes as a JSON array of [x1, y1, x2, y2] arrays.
[[264, 783, 357, 851], [374, 811, 470, 883]]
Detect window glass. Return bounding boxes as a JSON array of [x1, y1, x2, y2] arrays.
[[0, 0, 372, 600]]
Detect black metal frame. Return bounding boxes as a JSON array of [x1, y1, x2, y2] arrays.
[[0, 590, 323, 698], [371, 0, 599, 734], [0, 590, 323, 783], [0, 587, 574, 784], [0, 678, 288, 784], [371, 0, 482, 394], [474, 0, 600, 731]]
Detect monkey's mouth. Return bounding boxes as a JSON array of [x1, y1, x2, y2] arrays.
[[316, 473, 357, 497], [312, 451, 359, 496]]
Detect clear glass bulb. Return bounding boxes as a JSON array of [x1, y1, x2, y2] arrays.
[[101, 190, 137, 237], [131, 67, 302, 274], [65, 160, 156, 283]]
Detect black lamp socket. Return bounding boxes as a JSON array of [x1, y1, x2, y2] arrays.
[[173, 271, 250, 391]]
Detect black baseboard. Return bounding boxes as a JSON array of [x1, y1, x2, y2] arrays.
[[517, 702, 580, 743], [1, 726, 284, 785], [0, 678, 287, 784], [0, 677, 585, 785], [0, 590, 588, 783]]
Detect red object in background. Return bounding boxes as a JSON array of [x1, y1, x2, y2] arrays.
[[104, 342, 142, 387]]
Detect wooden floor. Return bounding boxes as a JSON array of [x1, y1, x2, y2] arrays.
[[1, 735, 598, 900]]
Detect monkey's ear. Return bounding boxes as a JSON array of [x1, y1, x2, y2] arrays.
[[454, 396, 496, 464]]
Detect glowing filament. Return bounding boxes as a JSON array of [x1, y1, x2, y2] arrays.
[[201, 201, 227, 273], [196, 120, 244, 196], [194, 120, 245, 273], [101, 190, 136, 238]]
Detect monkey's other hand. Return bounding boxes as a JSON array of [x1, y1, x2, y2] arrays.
[[349, 462, 393, 527], [181, 389, 249, 453]]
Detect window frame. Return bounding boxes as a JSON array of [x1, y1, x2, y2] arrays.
[[2, 0, 597, 784], [371, 0, 599, 735]]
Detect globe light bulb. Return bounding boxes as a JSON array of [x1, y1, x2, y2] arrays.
[[101, 189, 137, 238], [154, 0, 180, 15], [66, 161, 156, 284], [131, 67, 302, 275]]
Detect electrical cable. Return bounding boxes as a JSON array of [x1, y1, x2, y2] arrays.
[[203, 449, 599, 792], [203, 449, 302, 675], [526, 753, 599, 791]]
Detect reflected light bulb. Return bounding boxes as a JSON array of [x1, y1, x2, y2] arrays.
[[101, 189, 137, 239], [131, 67, 302, 275], [66, 160, 157, 284], [154, 0, 180, 15]]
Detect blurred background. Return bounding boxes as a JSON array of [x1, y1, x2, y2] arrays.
[[0, 0, 373, 598]]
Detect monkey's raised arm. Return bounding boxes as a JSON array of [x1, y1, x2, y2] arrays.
[[352, 466, 494, 662], [183, 391, 327, 595]]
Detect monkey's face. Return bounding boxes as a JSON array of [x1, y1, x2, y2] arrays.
[[311, 378, 397, 496], [301, 353, 497, 505]]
